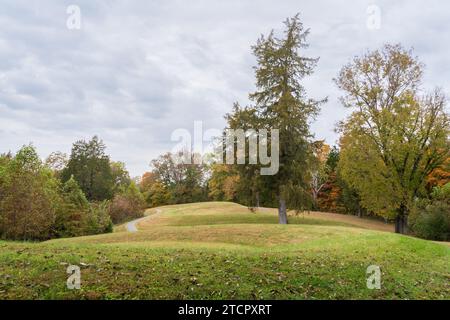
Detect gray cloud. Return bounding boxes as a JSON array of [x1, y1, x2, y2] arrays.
[[0, 0, 449, 176]]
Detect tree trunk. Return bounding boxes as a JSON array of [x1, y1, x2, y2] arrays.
[[278, 198, 288, 224], [395, 205, 408, 234], [357, 205, 362, 218]]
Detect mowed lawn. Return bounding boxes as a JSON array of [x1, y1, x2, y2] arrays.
[[0, 202, 448, 299]]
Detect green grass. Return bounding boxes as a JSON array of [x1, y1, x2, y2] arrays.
[[0, 202, 449, 299]]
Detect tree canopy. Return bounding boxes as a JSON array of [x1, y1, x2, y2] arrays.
[[61, 136, 114, 201], [226, 14, 326, 223], [335, 44, 449, 233]]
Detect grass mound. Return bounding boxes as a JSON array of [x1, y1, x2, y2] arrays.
[[0, 202, 448, 299]]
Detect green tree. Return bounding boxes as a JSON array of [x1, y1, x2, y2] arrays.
[[335, 44, 449, 233], [208, 164, 240, 201], [336, 175, 364, 217], [325, 146, 339, 171], [225, 104, 263, 208], [145, 181, 171, 207], [62, 175, 90, 209], [61, 136, 114, 201], [227, 14, 325, 223], [86, 201, 113, 234], [0, 145, 60, 241], [409, 183, 450, 241], [55, 176, 90, 237], [140, 171, 171, 207], [150, 152, 207, 204], [110, 161, 131, 194]]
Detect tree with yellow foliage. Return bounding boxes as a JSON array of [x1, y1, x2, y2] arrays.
[[336, 44, 449, 234]]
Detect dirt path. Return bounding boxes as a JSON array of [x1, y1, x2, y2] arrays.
[[126, 208, 162, 232]]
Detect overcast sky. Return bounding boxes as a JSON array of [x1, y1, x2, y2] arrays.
[[1, 0, 449, 176]]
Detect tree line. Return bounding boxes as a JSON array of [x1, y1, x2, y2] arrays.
[[0, 137, 146, 241]]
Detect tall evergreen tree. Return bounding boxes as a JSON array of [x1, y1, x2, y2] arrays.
[[61, 136, 114, 201], [227, 14, 326, 223], [55, 175, 90, 237]]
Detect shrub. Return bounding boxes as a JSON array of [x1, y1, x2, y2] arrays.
[[108, 182, 146, 224], [86, 201, 113, 234], [409, 183, 450, 241]]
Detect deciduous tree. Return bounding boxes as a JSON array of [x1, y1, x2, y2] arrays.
[[335, 44, 449, 234], [310, 141, 331, 209], [0, 146, 60, 240], [208, 164, 240, 201], [150, 152, 207, 204]]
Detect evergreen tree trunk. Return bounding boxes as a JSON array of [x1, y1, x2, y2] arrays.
[[278, 198, 288, 224], [395, 205, 408, 234]]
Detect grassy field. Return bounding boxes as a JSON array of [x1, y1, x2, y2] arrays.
[[0, 202, 448, 299]]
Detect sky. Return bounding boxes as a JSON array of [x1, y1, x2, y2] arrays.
[[1, 0, 449, 177]]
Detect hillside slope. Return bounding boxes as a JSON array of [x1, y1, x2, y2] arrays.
[[0, 202, 448, 299]]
